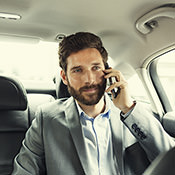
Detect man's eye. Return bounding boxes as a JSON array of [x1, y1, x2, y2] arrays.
[[93, 66, 100, 70], [73, 69, 82, 73]]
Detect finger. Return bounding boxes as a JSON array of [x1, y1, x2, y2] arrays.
[[104, 68, 119, 74], [106, 81, 127, 92], [117, 80, 128, 89], [104, 73, 122, 83], [115, 75, 120, 82], [106, 82, 119, 93], [104, 69, 121, 77], [104, 72, 118, 79], [103, 68, 112, 75]]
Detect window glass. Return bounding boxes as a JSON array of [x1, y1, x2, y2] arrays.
[[157, 50, 175, 110], [0, 40, 58, 82]]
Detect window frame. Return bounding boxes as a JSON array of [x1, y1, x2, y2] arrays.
[[148, 49, 175, 113]]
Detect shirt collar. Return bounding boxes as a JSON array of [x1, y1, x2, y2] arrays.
[[75, 93, 111, 120]]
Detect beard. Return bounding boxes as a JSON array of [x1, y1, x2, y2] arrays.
[[67, 78, 106, 106]]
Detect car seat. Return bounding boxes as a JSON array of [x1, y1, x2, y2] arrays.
[[0, 75, 29, 175]]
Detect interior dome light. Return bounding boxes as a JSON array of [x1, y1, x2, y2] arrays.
[[0, 12, 21, 20]]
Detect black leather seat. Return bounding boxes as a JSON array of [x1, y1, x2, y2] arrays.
[[162, 111, 175, 137], [0, 75, 29, 175], [55, 76, 70, 99], [143, 146, 175, 175]]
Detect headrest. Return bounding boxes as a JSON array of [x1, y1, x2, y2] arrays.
[[55, 74, 70, 99], [163, 111, 175, 137], [0, 75, 28, 110]]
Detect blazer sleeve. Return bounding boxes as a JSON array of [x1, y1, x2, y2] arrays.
[[122, 102, 175, 161], [12, 107, 46, 175]]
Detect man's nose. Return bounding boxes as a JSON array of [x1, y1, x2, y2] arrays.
[[82, 70, 95, 84]]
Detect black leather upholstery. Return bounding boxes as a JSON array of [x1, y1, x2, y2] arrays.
[[124, 142, 150, 175], [55, 75, 70, 99], [0, 75, 56, 174], [163, 111, 175, 137], [143, 147, 175, 175], [0, 75, 29, 175], [0, 75, 27, 110]]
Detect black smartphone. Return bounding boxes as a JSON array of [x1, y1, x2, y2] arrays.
[[105, 63, 119, 98]]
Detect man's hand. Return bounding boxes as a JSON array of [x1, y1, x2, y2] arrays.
[[104, 68, 134, 114]]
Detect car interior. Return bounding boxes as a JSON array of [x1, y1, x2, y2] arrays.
[[0, 0, 175, 174]]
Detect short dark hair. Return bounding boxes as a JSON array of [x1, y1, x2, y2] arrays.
[[58, 32, 108, 72]]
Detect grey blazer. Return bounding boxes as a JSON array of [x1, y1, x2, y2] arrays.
[[12, 96, 175, 175]]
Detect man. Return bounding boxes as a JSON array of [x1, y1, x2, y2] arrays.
[[12, 32, 175, 175]]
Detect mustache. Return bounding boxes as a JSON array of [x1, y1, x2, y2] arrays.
[[79, 84, 99, 93]]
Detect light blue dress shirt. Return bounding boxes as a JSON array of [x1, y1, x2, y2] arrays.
[[76, 95, 115, 175]]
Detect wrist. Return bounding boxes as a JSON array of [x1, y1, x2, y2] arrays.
[[121, 101, 136, 114]]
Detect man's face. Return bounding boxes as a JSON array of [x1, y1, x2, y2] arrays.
[[61, 48, 106, 106]]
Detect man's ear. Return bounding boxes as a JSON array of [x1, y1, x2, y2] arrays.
[[60, 70, 68, 85]]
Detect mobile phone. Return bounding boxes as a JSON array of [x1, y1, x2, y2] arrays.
[[105, 63, 119, 98]]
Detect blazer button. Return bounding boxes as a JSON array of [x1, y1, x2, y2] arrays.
[[138, 131, 143, 137], [141, 134, 147, 140], [132, 123, 137, 130], [135, 127, 140, 133]]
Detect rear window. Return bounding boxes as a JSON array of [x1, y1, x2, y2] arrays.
[[0, 40, 58, 82]]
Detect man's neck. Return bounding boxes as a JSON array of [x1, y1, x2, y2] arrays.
[[77, 96, 105, 118]]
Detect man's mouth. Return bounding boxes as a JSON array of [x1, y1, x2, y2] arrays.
[[80, 85, 98, 94], [83, 88, 97, 93]]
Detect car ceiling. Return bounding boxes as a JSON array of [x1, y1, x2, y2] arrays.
[[0, 0, 175, 77]]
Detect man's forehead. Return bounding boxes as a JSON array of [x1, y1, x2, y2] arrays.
[[67, 48, 103, 64]]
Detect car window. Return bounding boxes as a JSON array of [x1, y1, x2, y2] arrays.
[[157, 50, 175, 110], [0, 40, 58, 83]]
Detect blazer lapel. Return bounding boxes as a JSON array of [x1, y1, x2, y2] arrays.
[[110, 103, 124, 175], [65, 97, 91, 175], [64, 96, 124, 175]]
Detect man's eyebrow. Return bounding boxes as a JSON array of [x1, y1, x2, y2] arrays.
[[92, 62, 101, 66], [70, 66, 81, 71]]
